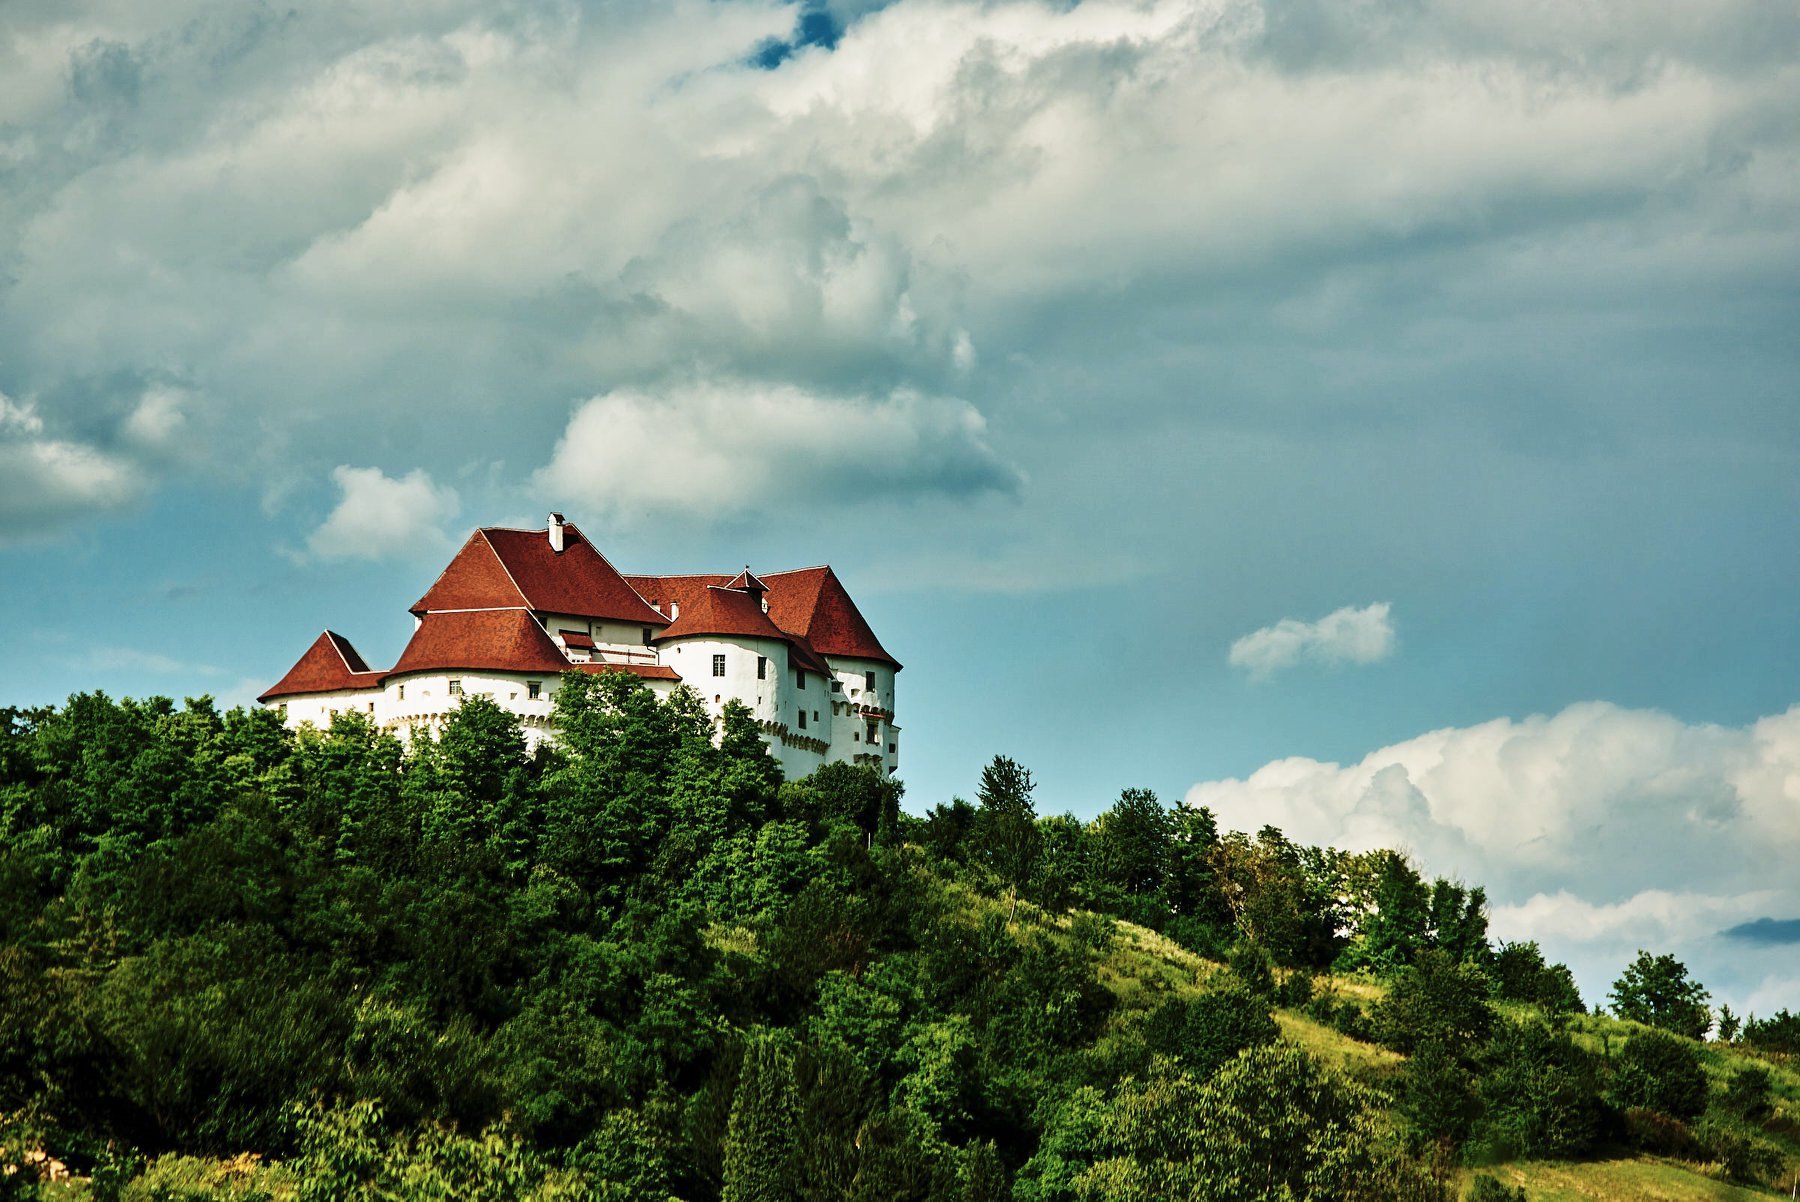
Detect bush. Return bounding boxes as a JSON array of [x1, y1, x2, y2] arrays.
[[1609, 1028, 1707, 1121], [1305, 992, 1375, 1043], [1741, 1008, 1800, 1055], [1226, 940, 1276, 1000], [1399, 1039, 1477, 1147], [1465, 1174, 1526, 1202], [1489, 942, 1583, 1016], [1277, 969, 1315, 1009], [1719, 1065, 1773, 1121], [1373, 950, 1494, 1055], [1141, 982, 1280, 1080], [1473, 1019, 1603, 1161], [1695, 1117, 1784, 1185], [1620, 1107, 1702, 1158]]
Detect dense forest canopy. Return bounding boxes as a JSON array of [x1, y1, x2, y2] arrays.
[[0, 678, 1795, 1199]]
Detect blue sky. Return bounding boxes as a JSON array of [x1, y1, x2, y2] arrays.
[[2, 0, 1797, 1012]]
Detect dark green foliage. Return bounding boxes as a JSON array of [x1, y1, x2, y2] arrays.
[[1720, 1064, 1773, 1121], [1488, 942, 1584, 1016], [1695, 1116, 1785, 1184], [1608, 951, 1711, 1040], [1472, 1019, 1603, 1161], [1225, 939, 1276, 1000], [971, 756, 1041, 906], [9, 684, 1776, 1199], [1399, 1039, 1478, 1147], [1373, 950, 1495, 1056], [721, 1029, 800, 1202], [1608, 1028, 1706, 1121], [1141, 982, 1280, 1080], [1714, 1003, 1740, 1043], [1465, 1173, 1527, 1202], [1740, 1007, 1800, 1054]]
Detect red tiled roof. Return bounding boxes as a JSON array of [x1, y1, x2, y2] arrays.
[[627, 567, 897, 670], [761, 566, 900, 668], [648, 584, 831, 675], [387, 610, 572, 678], [259, 631, 386, 701], [573, 662, 681, 681], [411, 525, 667, 625], [559, 630, 596, 649]]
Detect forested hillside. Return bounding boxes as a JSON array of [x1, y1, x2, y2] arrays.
[[1, 677, 1796, 1199]]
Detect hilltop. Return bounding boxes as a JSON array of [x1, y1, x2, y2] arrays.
[[1, 678, 1796, 1199]]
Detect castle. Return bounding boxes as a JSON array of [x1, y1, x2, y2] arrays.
[[259, 514, 900, 778]]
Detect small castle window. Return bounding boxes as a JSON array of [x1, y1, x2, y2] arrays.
[[367, 702, 375, 713], [831, 679, 841, 692], [865, 671, 876, 692], [813, 711, 819, 724], [798, 710, 807, 730], [795, 668, 805, 690], [397, 685, 405, 700], [528, 681, 541, 700], [643, 627, 654, 645], [448, 679, 463, 696], [757, 655, 767, 680], [277, 703, 287, 719], [712, 654, 726, 677]]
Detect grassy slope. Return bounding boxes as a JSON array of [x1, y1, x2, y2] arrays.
[[1076, 906, 1800, 1200]]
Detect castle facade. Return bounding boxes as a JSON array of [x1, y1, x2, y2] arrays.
[[259, 515, 900, 778]]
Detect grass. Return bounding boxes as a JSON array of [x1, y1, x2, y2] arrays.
[[1466, 1156, 1792, 1200]]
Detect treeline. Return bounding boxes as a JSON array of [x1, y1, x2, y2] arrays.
[[0, 681, 1791, 1199]]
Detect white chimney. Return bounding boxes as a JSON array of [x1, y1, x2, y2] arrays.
[[548, 512, 565, 553]]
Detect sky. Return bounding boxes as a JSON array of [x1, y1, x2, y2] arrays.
[[1, 0, 1797, 1013]]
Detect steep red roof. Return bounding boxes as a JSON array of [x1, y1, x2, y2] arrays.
[[411, 525, 667, 625], [387, 610, 572, 678], [649, 584, 831, 675], [762, 566, 900, 668], [259, 631, 386, 701]]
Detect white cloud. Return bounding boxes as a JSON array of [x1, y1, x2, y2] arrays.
[[0, 392, 142, 542], [1, 0, 1792, 536], [305, 465, 459, 561], [532, 378, 1020, 520], [1186, 701, 1800, 1009], [1228, 601, 1394, 679]]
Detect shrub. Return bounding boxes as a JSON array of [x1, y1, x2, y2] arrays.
[[1473, 1019, 1603, 1161], [1719, 1065, 1773, 1122], [1399, 1039, 1478, 1147], [1488, 942, 1583, 1015], [1373, 950, 1494, 1055], [1620, 1107, 1702, 1158], [1277, 969, 1315, 1009], [1695, 1117, 1784, 1185], [1609, 1028, 1707, 1121], [1226, 940, 1276, 1000], [1142, 982, 1280, 1080], [1465, 1174, 1527, 1202]]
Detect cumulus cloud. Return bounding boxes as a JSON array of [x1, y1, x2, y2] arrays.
[[1229, 602, 1394, 679], [533, 379, 1020, 519], [0, 0, 1793, 539], [0, 392, 142, 542], [1187, 701, 1800, 1007], [305, 465, 460, 561]]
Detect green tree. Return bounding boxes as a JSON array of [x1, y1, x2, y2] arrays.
[[1609, 951, 1711, 1039], [1372, 950, 1494, 1055], [972, 756, 1041, 918], [1489, 941, 1584, 1015], [1091, 788, 1172, 898], [1475, 1019, 1603, 1160], [1610, 1028, 1707, 1121], [722, 1030, 801, 1202]]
